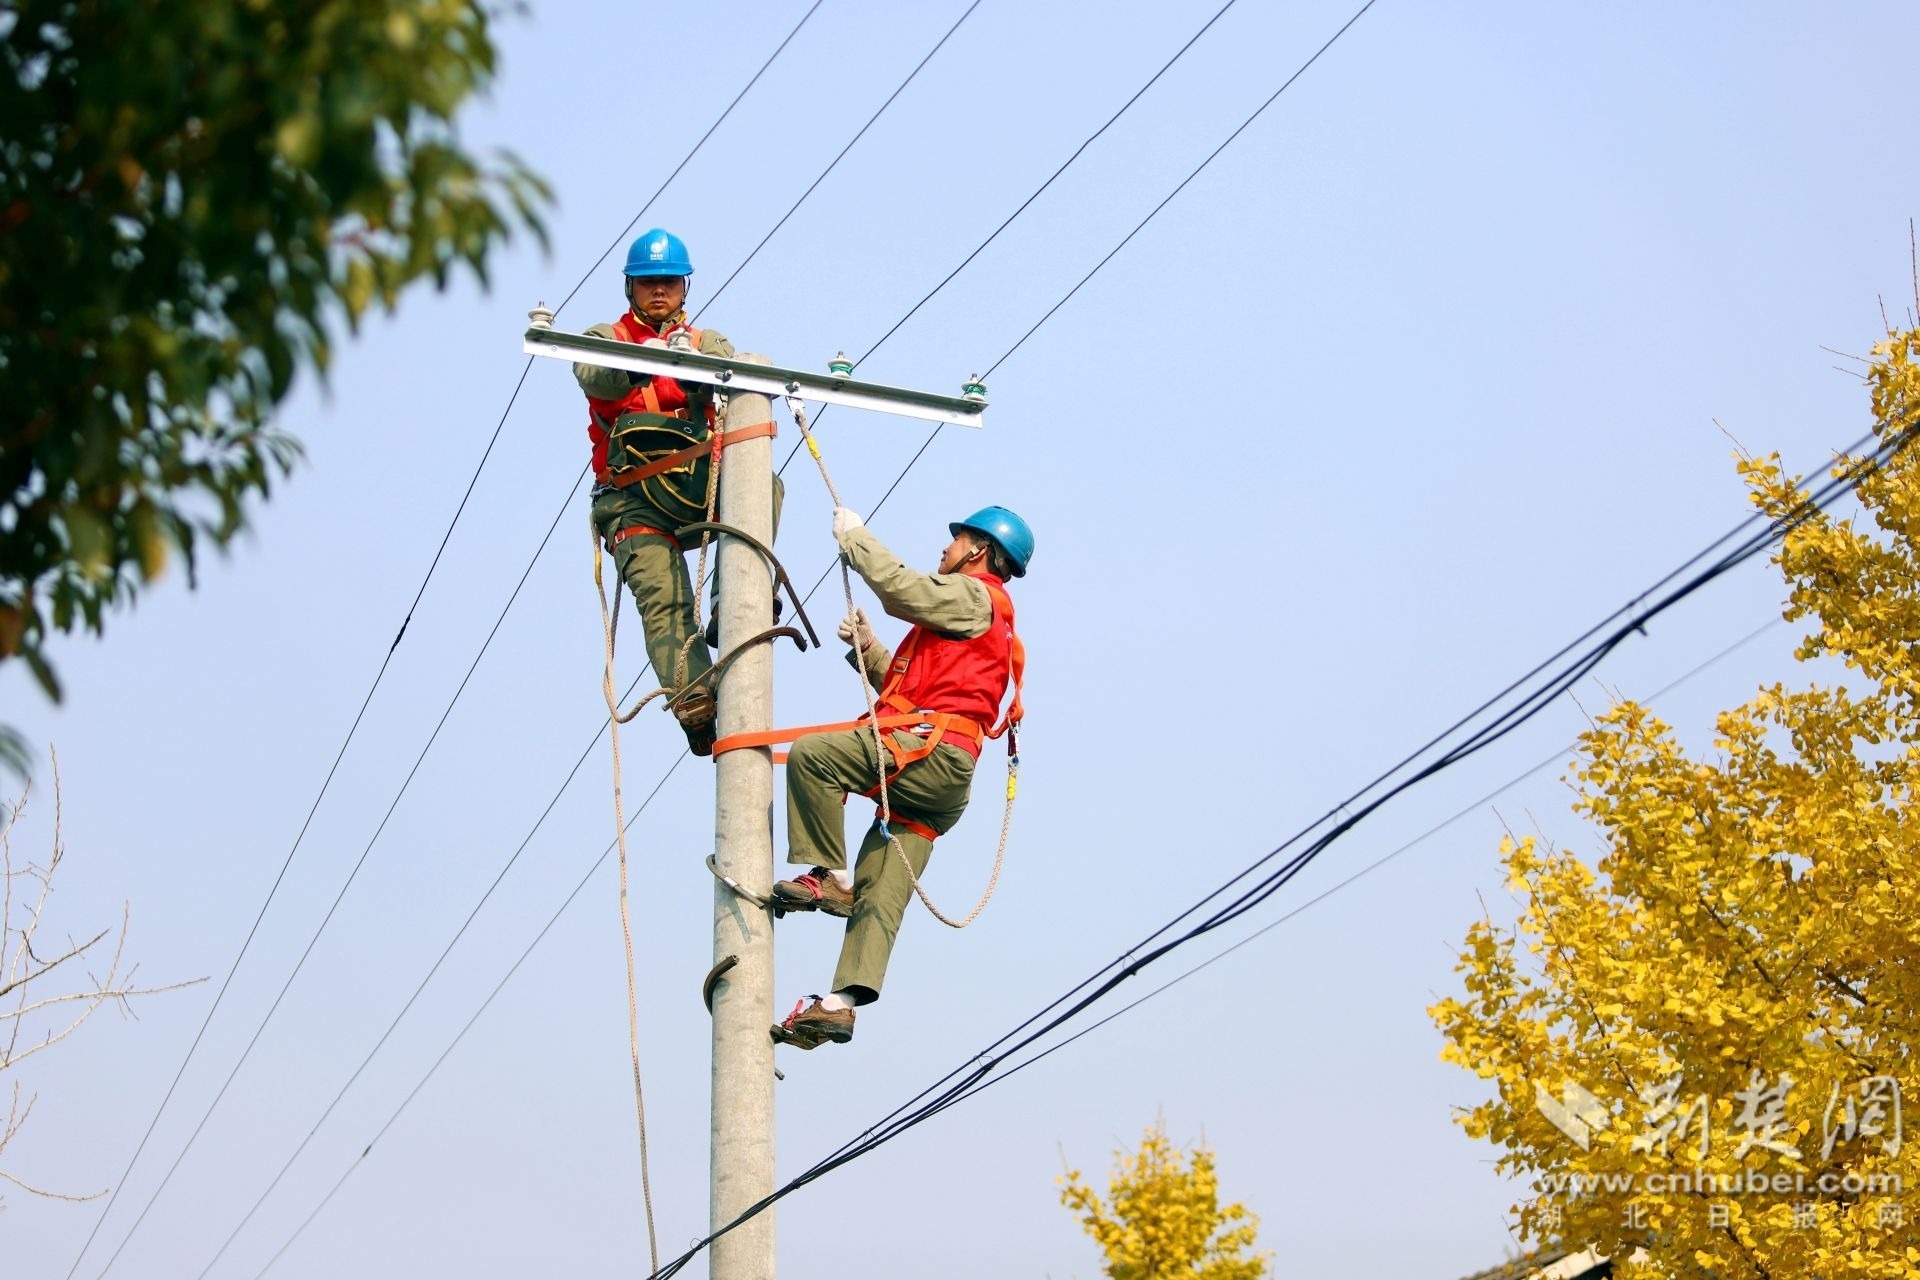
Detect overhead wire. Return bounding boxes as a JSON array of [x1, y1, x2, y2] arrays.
[[695, 0, 984, 319], [188, 3, 1255, 1267], [933, 615, 1791, 1105], [251, 753, 696, 1280], [241, 1, 1389, 1269], [983, 0, 1378, 379], [770, 0, 1240, 476], [646, 420, 1914, 1279], [780, 0, 1376, 584], [68, 7, 825, 1276]]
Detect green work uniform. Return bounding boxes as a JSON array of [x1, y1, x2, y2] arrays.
[[574, 319, 782, 690], [786, 525, 997, 1005]]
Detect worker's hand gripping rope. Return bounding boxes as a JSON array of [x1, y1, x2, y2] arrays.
[[837, 607, 876, 652]]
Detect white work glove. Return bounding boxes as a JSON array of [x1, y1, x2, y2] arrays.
[[832, 506, 865, 543], [837, 607, 876, 653]]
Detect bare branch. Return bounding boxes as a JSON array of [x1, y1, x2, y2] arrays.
[[0, 927, 110, 1002], [0, 1168, 107, 1202], [0, 976, 208, 1024], [0, 750, 199, 1206]]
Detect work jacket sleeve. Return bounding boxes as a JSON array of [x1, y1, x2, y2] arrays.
[[698, 328, 736, 358], [572, 321, 632, 400], [843, 640, 892, 692], [839, 526, 992, 639]]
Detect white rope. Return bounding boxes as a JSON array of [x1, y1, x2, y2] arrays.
[[591, 520, 659, 1275]]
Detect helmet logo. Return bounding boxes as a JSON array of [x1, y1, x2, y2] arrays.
[[649, 236, 669, 259]]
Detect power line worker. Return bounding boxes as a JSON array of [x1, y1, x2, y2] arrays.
[[572, 228, 781, 755], [770, 505, 1031, 1049]]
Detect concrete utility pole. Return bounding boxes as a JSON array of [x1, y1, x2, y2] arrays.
[[709, 356, 777, 1279], [515, 316, 987, 1279]]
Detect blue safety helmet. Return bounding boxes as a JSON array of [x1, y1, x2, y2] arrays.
[[624, 228, 693, 278], [950, 506, 1034, 578]]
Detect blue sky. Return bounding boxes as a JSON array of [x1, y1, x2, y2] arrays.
[[8, 3, 1920, 1277]]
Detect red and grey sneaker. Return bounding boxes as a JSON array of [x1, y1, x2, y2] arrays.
[[771, 867, 855, 918], [769, 996, 855, 1050]]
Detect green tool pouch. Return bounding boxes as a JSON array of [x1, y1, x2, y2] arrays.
[[606, 410, 712, 523]]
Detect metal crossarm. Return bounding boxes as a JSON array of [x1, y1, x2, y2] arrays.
[[522, 323, 987, 427]]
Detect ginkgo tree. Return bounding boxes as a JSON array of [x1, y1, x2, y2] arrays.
[[1060, 1120, 1271, 1280], [1431, 325, 1920, 1278]]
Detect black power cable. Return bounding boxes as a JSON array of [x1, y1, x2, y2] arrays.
[[988, 615, 1789, 1086], [66, 8, 824, 1276], [646, 421, 1912, 1279]]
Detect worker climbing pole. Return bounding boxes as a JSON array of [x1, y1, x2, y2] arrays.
[[749, 499, 1029, 1050], [525, 265, 1007, 1279]]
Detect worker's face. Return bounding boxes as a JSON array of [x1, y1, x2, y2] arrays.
[[628, 275, 689, 323], [938, 532, 988, 575]]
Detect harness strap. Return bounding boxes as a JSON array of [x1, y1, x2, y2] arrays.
[[608, 523, 677, 551], [711, 709, 986, 762], [877, 812, 940, 843], [593, 417, 777, 489], [870, 580, 1026, 739]]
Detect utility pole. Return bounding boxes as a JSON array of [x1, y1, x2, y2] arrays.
[[709, 356, 777, 1279], [517, 316, 989, 1277]]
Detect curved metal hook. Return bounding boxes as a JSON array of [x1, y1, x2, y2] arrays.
[[676, 520, 822, 649]]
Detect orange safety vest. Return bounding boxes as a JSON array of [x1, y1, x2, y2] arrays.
[[711, 576, 1025, 772], [582, 312, 712, 489], [869, 574, 1022, 763]]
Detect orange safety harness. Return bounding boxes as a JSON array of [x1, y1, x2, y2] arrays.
[[712, 579, 1025, 843]]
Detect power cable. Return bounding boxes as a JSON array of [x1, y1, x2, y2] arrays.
[[554, 0, 824, 321], [950, 615, 1789, 1102], [647, 421, 1913, 1279], [92, 469, 586, 1279], [60, 316, 535, 1280], [187, 477, 598, 1278], [694, 0, 984, 320], [983, 0, 1377, 378], [250, 753, 696, 1280], [771, 0, 1240, 476], [66, 9, 823, 1275]]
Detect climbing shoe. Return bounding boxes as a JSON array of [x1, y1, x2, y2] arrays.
[[772, 867, 855, 918], [769, 996, 854, 1050], [704, 595, 785, 650], [670, 685, 717, 758]]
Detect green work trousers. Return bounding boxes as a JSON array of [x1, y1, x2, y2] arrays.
[[591, 476, 783, 691], [786, 728, 976, 1004]]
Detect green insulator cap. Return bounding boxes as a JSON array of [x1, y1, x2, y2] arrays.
[[961, 375, 987, 402], [828, 352, 854, 376]]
